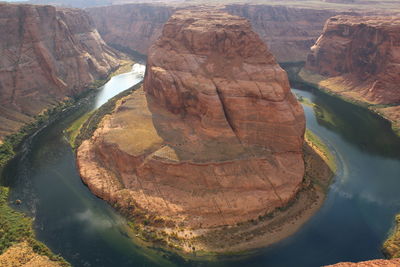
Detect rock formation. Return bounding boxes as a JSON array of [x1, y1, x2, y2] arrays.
[[304, 15, 400, 134], [77, 9, 308, 252], [0, 3, 121, 140], [326, 258, 400, 267], [87, 4, 174, 56], [223, 5, 338, 62], [88, 4, 338, 62]]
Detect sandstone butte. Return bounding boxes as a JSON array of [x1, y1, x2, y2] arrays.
[[0, 3, 121, 141], [77, 9, 335, 253], [87, 3, 337, 62], [303, 15, 400, 135]]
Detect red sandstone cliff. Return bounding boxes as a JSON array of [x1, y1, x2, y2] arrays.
[[77, 9, 306, 251], [304, 15, 400, 133], [326, 258, 400, 267], [87, 4, 175, 56], [88, 4, 338, 62], [0, 3, 121, 139], [224, 4, 339, 62]]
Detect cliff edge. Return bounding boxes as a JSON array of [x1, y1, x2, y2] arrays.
[[0, 3, 121, 140], [303, 15, 400, 134]]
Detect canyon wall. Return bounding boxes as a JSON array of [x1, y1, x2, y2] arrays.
[[88, 4, 337, 62], [77, 9, 306, 251], [87, 4, 174, 56], [304, 15, 400, 133], [223, 4, 338, 62], [0, 3, 121, 140]]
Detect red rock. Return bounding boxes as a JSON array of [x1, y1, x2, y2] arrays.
[[223, 4, 339, 62], [304, 15, 400, 133], [306, 15, 400, 105], [78, 9, 305, 234], [0, 3, 121, 139], [87, 4, 175, 56], [88, 4, 338, 62], [326, 258, 400, 267]]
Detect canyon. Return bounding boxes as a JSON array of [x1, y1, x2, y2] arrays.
[[0, 0, 399, 266], [76, 8, 333, 253], [0, 3, 121, 141], [303, 15, 400, 135], [87, 3, 338, 62]]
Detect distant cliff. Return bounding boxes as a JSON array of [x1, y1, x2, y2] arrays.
[[88, 4, 338, 62], [303, 15, 400, 135], [0, 3, 121, 140], [87, 4, 175, 56], [224, 4, 338, 62]]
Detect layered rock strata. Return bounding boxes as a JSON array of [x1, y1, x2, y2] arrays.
[[0, 3, 121, 140], [223, 4, 339, 62], [304, 15, 400, 134], [77, 9, 308, 252], [87, 4, 175, 56], [88, 4, 338, 62]]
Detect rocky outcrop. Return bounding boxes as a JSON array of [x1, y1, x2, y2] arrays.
[[88, 4, 338, 62], [326, 258, 400, 267], [0, 3, 121, 140], [0, 242, 62, 267], [77, 9, 307, 252], [304, 15, 400, 134], [87, 4, 175, 56], [223, 5, 339, 62]]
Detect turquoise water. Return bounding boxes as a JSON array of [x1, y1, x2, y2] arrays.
[[2, 70, 400, 266]]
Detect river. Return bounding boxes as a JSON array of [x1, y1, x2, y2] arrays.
[[2, 65, 400, 267]]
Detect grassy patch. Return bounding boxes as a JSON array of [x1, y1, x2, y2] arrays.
[[296, 95, 315, 108], [0, 99, 77, 175], [74, 82, 143, 149], [0, 187, 70, 266], [65, 111, 94, 148], [65, 59, 135, 149], [305, 129, 337, 172], [383, 214, 400, 258], [110, 60, 134, 77]]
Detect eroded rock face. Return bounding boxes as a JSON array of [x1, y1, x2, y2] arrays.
[[78, 9, 305, 233], [305, 15, 400, 134], [88, 4, 175, 56], [0, 3, 120, 139], [326, 258, 400, 267], [306, 15, 400, 105], [88, 3, 338, 62], [223, 5, 339, 62], [144, 9, 305, 155]]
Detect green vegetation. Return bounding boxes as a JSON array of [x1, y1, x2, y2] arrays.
[[0, 187, 70, 266], [74, 82, 143, 149], [296, 95, 315, 108], [0, 59, 137, 263], [0, 100, 76, 174], [383, 214, 400, 258], [305, 129, 337, 172], [65, 111, 94, 148], [66, 59, 135, 149]]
